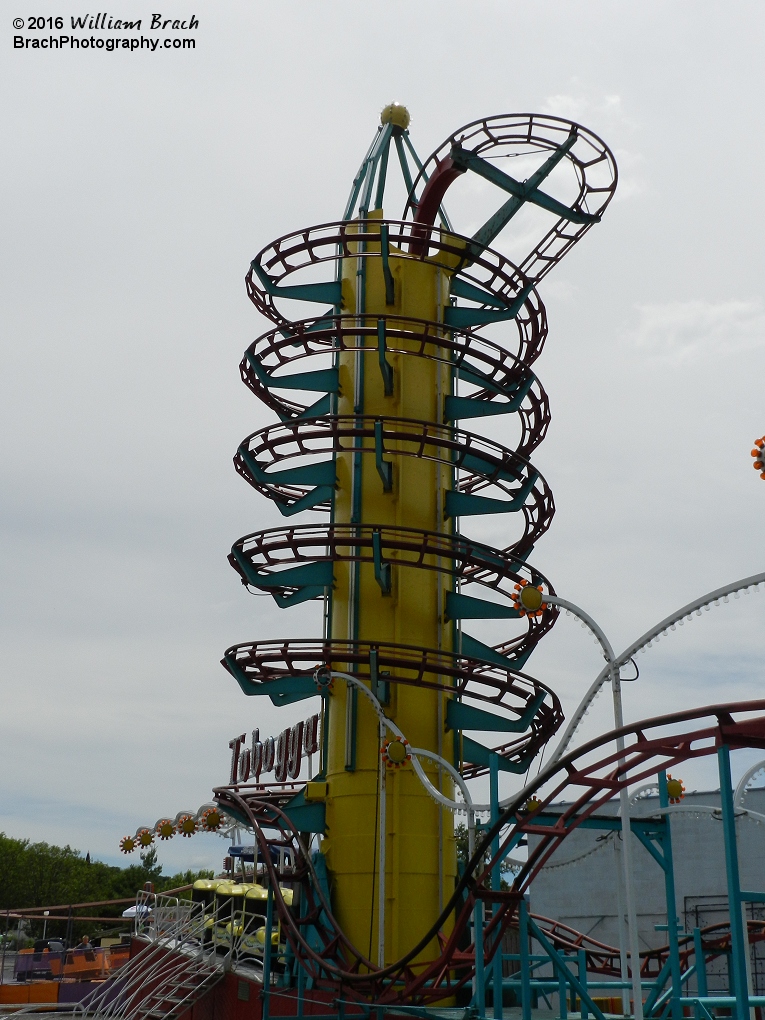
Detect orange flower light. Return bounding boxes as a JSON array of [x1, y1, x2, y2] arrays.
[[200, 807, 224, 832], [381, 737, 411, 768], [156, 819, 175, 841], [136, 828, 154, 848], [176, 814, 197, 838], [119, 835, 136, 854], [511, 579, 547, 618], [666, 774, 685, 804], [751, 436, 765, 479]]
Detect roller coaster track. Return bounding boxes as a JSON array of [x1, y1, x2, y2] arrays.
[[532, 914, 765, 982], [215, 701, 765, 1004], [221, 113, 619, 997]]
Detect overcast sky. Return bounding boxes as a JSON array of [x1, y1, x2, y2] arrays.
[[2, 2, 764, 874]]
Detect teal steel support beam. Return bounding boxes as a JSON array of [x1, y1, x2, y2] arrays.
[[718, 743, 750, 1019], [658, 771, 683, 1020], [450, 140, 599, 226], [469, 130, 580, 251], [526, 916, 607, 1020], [693, 928, 708, 998]]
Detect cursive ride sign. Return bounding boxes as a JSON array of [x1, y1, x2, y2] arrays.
[[228, 713, 320, 785]]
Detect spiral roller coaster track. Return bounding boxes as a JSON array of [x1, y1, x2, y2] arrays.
[[217, 109, 620, 1002]]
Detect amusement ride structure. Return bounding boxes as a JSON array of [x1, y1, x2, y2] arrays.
[[105, 107, 765, 1020]]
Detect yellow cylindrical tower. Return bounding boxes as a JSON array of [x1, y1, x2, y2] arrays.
[[325, 209, 456, 966]]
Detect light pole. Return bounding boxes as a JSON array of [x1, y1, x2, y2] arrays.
[[42, 911, 49, 942], [516, 584, 644, 1018]]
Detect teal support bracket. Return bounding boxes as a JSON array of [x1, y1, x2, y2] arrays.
[[460, 450, 524, 485], [458, 632, 518, 670], [251, 260, 343, 307], [275, 485, 335, 517], [380, 224, 395, 305], [230, 546, 333, 606], [369, 648, 390, 706], [377, 319, 394, 396], [222, 655, 318, 706], [271, 585, 327, 609], [245, 351, 338, 395], [460, 735, 530, 774], [445, 373, 535, 423], [237, 445, 336, 489], [445, 394, 522, 423], [444, 282, 535, 330], [450, 139, 599, 226], [718, 744, 750, 1019], [447, 692, 546, 734], [446, 590, 521, 621], [282, 787, 326, 834], [289, 393, 332, 422], [445, 474, 537, 518], [451, 275, 513, 309], [374, 420, 393, 491], [372, 529, 391, 595]]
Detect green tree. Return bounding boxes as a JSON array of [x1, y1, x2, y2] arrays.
[[0, 832, 215, 943]]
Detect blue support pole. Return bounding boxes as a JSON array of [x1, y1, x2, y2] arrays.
[[718, 744, 750, 1018], [490, 756, 503, 1020], [519, 897, 531, 1020], [658, 771, 683, 1020]]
